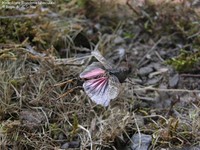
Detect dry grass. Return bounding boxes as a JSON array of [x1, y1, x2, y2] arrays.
[[0, 44, 199, 149], [0, 53, 135, 149]]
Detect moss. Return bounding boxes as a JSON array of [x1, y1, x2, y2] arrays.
[[167, 50, 200, 72]]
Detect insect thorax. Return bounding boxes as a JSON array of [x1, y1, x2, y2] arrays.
[[109, 68, 131, 83]]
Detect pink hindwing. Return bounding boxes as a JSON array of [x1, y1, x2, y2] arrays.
[[80, 62, 105, 79]]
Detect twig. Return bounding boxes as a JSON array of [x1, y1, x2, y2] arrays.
[[154, 50, 165, 62], [187, 31, 200, 39], [65, 118, 93, 150], [0, 48, 14, 54], [53, 79, 75, 87], [126, 0, 140, 16], [133, 113, 142, 149], [133, 86, 200, 93], [0, 14, 38, 19], [142, 114, 168, 124], [137, 38, 163, 67], [78, 124, 93, 150], [180, 74, 200, 78], [55, 55, 91, 66], [56, 86, 82, 100]]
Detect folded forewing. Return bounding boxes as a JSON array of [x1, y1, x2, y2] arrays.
[[80, 62, 105, 79], [91, 50, 115, 70]]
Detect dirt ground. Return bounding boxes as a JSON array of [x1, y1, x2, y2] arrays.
[[0, 0, 199, 149]]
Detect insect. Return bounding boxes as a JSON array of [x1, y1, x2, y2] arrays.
[[80, 50, 131, 107]]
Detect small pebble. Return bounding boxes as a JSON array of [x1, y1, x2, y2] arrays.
[[138, 66, 153, 76]]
